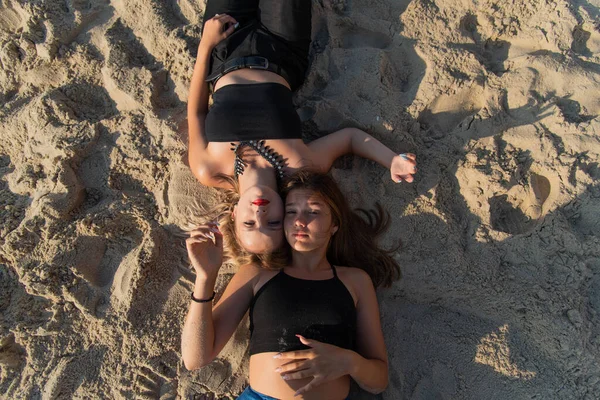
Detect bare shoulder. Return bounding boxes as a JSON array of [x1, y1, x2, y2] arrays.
[[235, 263, 265, 281], [236, 264, 280, 295], [336, 266, 372, 285], [334, 266, 374, 305]]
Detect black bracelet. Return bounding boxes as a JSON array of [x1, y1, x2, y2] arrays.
[[191, 291, 215, 303]]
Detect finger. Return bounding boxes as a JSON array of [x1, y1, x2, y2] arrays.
[[223, 24, 236, 36], [189, 231, 213, 240], [189, 225, 219, 236], [392, 175, 403, 183], [274, 349, 313, 360], [212, 230, 223, 248], [275, 360, 309, 374], [400, 174, 414, 183], [282, 369, 313, 381], [295, 334, 317, 347], [405, 153, 417, 161], [218, 15, 237, 24], [186, 237, 209, 245]]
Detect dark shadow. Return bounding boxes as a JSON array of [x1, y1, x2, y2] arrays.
[[104, 18, 184, 114], [571, 0, 600, 29], [555, 96, 596, 124], [571, 24, 592, 56], [52, 82, 119, 124], [489, 194, 534, 234], [380, 184, 600, 398], [451, 40, 511, 76], [0, 262, 52, 382]]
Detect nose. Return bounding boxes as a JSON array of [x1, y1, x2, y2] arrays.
[[294, 214, 307, 227]]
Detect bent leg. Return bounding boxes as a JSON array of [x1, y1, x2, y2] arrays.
[[203, 0, 259, 27], [258, 0, 312, 48]]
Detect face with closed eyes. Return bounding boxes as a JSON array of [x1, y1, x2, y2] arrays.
[[284, 189, 338, 253], [233, 185, 285, 254]]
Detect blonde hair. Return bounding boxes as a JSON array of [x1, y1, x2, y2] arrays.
[[183, 174, 289, 270]]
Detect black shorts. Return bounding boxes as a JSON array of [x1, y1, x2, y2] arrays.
[[202, 0, 312, 91]]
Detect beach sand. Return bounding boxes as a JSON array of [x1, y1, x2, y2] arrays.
[[1, 0, 599, 398]]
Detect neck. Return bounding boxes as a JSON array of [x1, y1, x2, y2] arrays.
[[238, 162, 277, 193], [291, 247, 330, 272]]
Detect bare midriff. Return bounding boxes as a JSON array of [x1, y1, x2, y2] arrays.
[[207, 68, 312, 175], [213, 69, 291, 92], [249, 353, 351, 399]]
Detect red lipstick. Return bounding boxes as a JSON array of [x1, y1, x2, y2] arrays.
[[252, 199, 270, 206]]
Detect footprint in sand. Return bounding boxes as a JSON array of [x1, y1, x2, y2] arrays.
[[41, 348, 105, 400], [0, 333, 25, 369], [134, 365, 178, 400], [572, 25, 592, 56], [331, 19, 391, 50], [458, 13, 511, 76], [0, 3, 25, 33], [418, 85, 486, 137], [489, 172, 552, 235], [556, 97, 596, 124], [340, 25, 391, 49]]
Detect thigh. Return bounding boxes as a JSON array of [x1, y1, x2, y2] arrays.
[[258, 0, 312, 43], [203, 0, 259, 26]]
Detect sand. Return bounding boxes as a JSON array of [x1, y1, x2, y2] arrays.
[[1, 0, 599, 398]]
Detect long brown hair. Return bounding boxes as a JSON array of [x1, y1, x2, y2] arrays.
[[281, 170, 401, 287]]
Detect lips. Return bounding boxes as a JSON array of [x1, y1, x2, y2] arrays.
[[293, 231, 308, 237], [252, 199, 270, 206]]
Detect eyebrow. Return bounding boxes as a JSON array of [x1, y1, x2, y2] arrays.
[[285, 201, 323, 206]]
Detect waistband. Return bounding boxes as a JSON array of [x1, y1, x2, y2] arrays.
[[206, 56, 291, 86], [237, 386, 278, 400]]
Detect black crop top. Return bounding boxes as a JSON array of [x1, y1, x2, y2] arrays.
[[204, 83, 302, 142], [248, 266, 357, 356]]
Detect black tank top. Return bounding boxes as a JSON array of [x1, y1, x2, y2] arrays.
[[248, 265, 357, 356], [204, 83, 302, 142]]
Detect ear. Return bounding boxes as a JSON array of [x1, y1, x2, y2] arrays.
[[331, 225, 338, 235], [232, 204, 237, 221]]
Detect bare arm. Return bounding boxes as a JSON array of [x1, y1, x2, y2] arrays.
[[187, 45, 218, 185], [181, 223, 257, 370], [344, 269, 388, 393], [187, 15, 237, 187], [181, 264, 259, 369], [307, 127, 417, 183]]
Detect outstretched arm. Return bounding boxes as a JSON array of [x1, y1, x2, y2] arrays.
[[187, 15, 238, 187], [307, 127, 417, 183], [181, 224, 256, 370]]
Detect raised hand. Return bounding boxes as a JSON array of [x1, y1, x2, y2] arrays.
[[274, 335, 354, 397], [185, 222, 223, 280], [199, 13, 238, 51], [390, 153, 417, 183]]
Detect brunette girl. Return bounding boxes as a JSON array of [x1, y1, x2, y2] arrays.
[[182, 171, 399, 399]]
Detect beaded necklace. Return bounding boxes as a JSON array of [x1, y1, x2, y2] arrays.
[[230, 140, 286, 181]]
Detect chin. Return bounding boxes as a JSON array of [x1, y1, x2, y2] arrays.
[[289, 241, 315, 252]]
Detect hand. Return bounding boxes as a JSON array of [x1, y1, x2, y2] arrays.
[[274, 335, 353, 397], [390, 153, 417, 183], [199, 14, 238, 51], [185, 222, 223, 280]]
